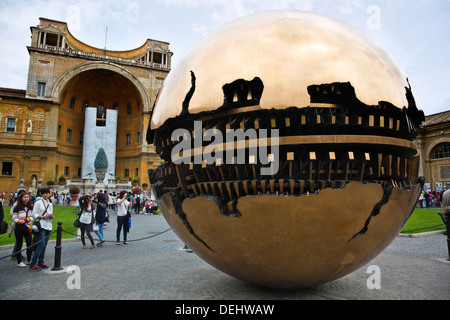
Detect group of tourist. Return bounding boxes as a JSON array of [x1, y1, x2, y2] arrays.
[[72, 190, 159, 248], [0, 188, 54, 271], [418, 190, 444, 208], [70, 190, 158, 248], [76, 191, 109, 249], [0, 187, 159, 271]]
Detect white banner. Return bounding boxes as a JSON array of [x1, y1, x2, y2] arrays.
[[81, 107, 118, 185]]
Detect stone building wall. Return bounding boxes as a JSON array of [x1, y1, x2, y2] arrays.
[[0, 17, 170, 193]]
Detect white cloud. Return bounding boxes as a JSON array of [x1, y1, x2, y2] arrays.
[[191, 23, 209, 35]]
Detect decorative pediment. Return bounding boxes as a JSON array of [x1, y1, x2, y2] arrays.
[[39, 25, 65, 35], [147, 44, 169, 54]]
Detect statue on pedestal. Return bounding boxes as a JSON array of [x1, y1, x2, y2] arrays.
[[94, 147, 108, 186]]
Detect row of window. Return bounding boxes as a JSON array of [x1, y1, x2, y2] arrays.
[[3, 118, 141, 146], [32, 82, 143, 117], [3, 116, 450, 157], [57, 125, 141, 146], [63, 93, 141, 115], [1, 161, 139, 180]]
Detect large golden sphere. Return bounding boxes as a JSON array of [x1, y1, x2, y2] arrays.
[[148, 10, 425, 289]]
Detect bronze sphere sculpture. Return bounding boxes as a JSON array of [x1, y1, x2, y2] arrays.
[[147, 10, 425, 289]]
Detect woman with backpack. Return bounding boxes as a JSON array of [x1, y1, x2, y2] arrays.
[[94, 192, 107, 247]]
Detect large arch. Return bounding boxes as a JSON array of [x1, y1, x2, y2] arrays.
[[51, 61, 150, 182], [52, 62, 150, 111]]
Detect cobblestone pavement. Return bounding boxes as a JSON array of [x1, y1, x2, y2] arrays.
[[0, 210, 449, 300]]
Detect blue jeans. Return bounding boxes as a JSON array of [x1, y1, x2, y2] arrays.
[[95, 223, 104, 241], [30, 229, 51, 266]]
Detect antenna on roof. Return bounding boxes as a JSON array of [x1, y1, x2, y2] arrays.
[[104, 26, 108, 58]]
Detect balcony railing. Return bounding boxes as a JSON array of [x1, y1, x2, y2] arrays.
[[35, 44, 169, 69]]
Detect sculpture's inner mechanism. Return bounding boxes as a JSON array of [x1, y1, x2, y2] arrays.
[[148, 79, 425, 217]]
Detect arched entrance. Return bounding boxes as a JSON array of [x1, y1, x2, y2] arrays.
[[52, 63, 147, 190], [52, 62, 150, 111]]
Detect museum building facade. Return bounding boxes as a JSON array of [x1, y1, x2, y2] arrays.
[[415, 110, 450, 192], [0, 18, 171, 193]]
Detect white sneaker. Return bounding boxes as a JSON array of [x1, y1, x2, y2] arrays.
[[17, 262, 27, 268]]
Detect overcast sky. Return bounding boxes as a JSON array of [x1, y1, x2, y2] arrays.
[[0, 0, 448, 116]]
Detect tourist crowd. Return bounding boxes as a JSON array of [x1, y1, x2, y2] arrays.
[[0, 187, 159, 271], [417, 190, 445, 208]]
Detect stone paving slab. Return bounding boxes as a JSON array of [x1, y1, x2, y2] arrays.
[[0, 210, 449, 301]]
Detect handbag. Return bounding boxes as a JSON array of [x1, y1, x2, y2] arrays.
[[33, 201, 49, 232], [33, 220, 42, 232], [0, 220, 8, 234], [74, 207, 82, 228]]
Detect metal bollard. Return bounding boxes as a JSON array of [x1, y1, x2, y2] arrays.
[[51, 221, 63, 271], [437, 212, 450, 261], [445, 212, 450, 261]]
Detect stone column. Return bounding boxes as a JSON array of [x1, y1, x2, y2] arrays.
[[23, 155, 31, 190], [40, 156, 48, 184]]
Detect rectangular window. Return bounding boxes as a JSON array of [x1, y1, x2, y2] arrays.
[[66, 129, 72, 142], [78, 168, 82, 177], [6, 118, 15, 132], [153, 52, 162, 65], [135, 168, 139, 178], [136, 131, 141, 144], [69, 97, 75, 109], [37, 82, 46, 97], [82, 101, 88, 113], [440, 166, 450, 180], [124, 169, 129, 178], [97, 104, 105, 118], [127, 104, 132, 115], [58, 125, 61, 138], [79, 131, 83, 144], [125, 133, 131, 146], [2, 162, 13, 176], [64, 166, 69, 176]]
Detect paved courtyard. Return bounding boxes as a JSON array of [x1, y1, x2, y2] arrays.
[[0, 209, 449, 301]]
